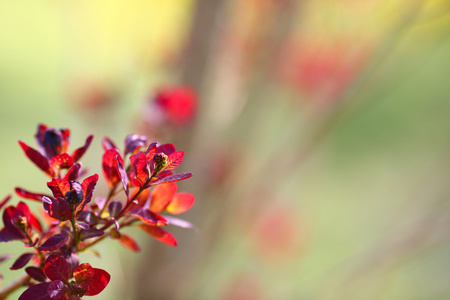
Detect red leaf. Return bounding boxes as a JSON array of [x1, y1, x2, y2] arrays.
[[18, 140, 54, 177], [166, 192, 195, 214], [38, 233, 70, 252], [156, 143, 176, 155], [25, 266, 47, 282], [129, 207, 167, 226], [130, 151, 149, 186], [84, 268, 110, 296], [116, 155, 129, 196], [64, 163, 82, 181], [119, 234, 141, 252], [10, 253, 34, 270], [15, 187, 49, 202], [71, 135, 93, 162], [77, 174, 99, 216], [49, 153, 74, 170], [0, 194, 11, 210], [47, 179, 70, 199], [17, 201, 42, 232], [150, 182, 177, 213], [144, 141, 158, 160], [18, 282, 52, 300], [163, 151, 184, 172], [102, 149, 122, 188], [150, 172, 193, 185], [42, 196, 72, 221], [74, 263, 95, 283], [44, 254, 71, 283], [139, 224, 177, 246], [3, 206, 24, 239]]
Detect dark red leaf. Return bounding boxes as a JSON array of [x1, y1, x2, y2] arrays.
[[150, 182, 177, 213], [102, 149, 122, 188], [47, 179, 70, 199], [42, 196, 72, 221], [18, 140, 55, 177], [84, 268, 110, 296], [116, 155, 129, 196], [129, 207, 167, 226], [3, 206, 24, 239], [25, 266, 47, 282], [144, 141, 158, 158], [130, 151, 149, 186], [71, 135, 93, 162], [64, 163, 82, 181], [124, 134, 148, 156], [139, 224, 177, 246], [108, 201, 122, 218], [38, 233, 70, 252], [10, 253, 34, 270], [47, 280, 70, 300], [50, 153, 74, 170], [119, 234, 141, 252], [18, 282, 52, 300], [15, 187, 49, 202], [44, 254, 71, 283], [0, 194, 11, 210], [102, 136, 117, 151], [150, 172, 193, 185]]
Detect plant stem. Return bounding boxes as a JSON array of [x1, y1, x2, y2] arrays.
[[0, 274, 30, 300]]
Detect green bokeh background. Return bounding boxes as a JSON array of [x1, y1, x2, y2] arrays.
[[1, 1, 450, 299]]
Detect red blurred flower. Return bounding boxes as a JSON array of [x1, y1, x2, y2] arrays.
[[144, 86, 197, 128], [0, 201, 42, 243]]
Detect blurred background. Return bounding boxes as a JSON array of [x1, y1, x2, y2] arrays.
[[1, 0, 450, 299]]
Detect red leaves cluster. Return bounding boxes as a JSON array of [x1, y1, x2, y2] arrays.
[[19, 255, 110, 300], [0, 124, 194, 299]]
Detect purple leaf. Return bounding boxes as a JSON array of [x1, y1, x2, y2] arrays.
[[0, 228, 21, 242], [108, 201, 122, 218], [10, 253, 34, 270], [80, 228, 104, 240], [124, 134, 148, 156], [44, 254, 71, 283], [77, 222, 90, 230], [18, 282, 52, 300], [150, 172, 193, 185], [38, 233, 70, 251], [26, 267, 47, 282], [47, 280, 70, 300]]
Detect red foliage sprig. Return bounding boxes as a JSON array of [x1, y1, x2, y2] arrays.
[[0, 124, 195, 299]]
